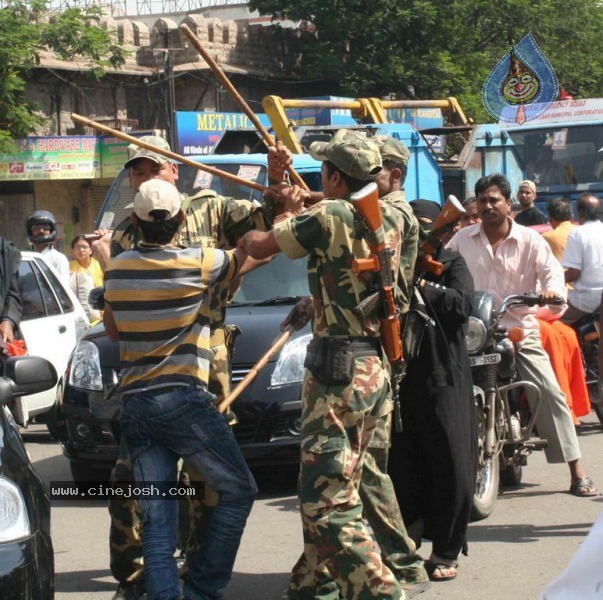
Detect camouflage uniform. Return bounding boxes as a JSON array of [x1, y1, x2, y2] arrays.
[[109, 188, 271, 584], [274, 192, 418, 600], [382, 190, 419, 316]]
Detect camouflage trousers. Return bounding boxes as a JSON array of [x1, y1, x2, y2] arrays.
[[289, 355, 419, 600], [109, 335, 232, 584]]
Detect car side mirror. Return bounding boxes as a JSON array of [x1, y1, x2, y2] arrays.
[[0, 356, 57, 405], [89, 286, 105, 311]]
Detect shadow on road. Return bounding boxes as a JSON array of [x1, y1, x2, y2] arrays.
[[576, 421, 603, 437], [55, 568, 114, 593], [253, 465, 298, 497], [21, 426, 58, 444], [226, 570, 290, 600], [469, 520, 593, 543]]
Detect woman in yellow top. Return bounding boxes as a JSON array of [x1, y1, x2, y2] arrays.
[[70, 235, 104, 325]]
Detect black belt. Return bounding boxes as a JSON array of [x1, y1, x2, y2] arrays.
[[312, 336, 381, 357]]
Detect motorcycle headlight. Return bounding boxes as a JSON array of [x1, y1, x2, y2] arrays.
[[270, 333, 312, 388], [0, 476, 30, 542], [68, 340, 103, 391], [465, 316, 488, 354]]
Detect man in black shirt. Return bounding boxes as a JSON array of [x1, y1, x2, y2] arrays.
[[514, 179, 547, 226]]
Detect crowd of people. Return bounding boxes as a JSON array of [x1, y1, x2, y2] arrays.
[[0, 128, 601, 600]]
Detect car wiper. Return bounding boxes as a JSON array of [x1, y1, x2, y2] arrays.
[[227, 300, 258, 307], [253, 296, 305, 306]]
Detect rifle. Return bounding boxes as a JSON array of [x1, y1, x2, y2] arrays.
[[349, 182, 404, 431], [416, 195, 465, 276]]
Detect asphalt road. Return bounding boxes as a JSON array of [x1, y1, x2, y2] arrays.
[[24, 412, 603, 600]]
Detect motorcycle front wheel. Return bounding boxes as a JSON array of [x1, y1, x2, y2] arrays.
[[471, 400, 500, 521]]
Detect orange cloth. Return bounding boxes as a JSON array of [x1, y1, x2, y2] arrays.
[[538, 318, 591, 423], [542, 221, 578, 262]]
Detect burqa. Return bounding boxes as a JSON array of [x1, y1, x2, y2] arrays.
[[389, 246, 476, 563]]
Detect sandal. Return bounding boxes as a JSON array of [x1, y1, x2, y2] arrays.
[[425, 559, 458, 582], [569, 476, 598, 497]]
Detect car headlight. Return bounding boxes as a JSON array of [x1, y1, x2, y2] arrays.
[[68, 340, 103, 391], [465, 316, 488, 354], [0, 476, 30, 542], [270, 333, 312, 388]]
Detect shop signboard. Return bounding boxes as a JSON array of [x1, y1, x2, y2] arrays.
[[0, 136, 100, 181], [175, 112, 272, 155]]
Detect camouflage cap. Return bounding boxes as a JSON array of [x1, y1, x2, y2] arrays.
[[372, 135, 410, 167], [309, 129, 382, 181], [124, 135, 172, 169]]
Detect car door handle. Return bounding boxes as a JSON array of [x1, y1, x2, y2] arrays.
[[58, 325, 67, 333]]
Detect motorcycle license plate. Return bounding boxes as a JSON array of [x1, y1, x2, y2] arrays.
[[469, 353, 501, 366]]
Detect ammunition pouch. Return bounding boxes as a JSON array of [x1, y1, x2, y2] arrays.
[[303, 336, 381, 386]]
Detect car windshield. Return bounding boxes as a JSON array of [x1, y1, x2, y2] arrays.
[[232, 253, 309, 305], [96, 162, 267, 229]]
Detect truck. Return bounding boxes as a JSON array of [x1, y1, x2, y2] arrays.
[[439, 98, 603, 209], [262, 95, 603, 211]]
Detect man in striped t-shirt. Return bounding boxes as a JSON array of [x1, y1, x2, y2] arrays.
[[104, 178, 257, 600]]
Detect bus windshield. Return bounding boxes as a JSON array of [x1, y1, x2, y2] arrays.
[[507, 124, 603, 187]]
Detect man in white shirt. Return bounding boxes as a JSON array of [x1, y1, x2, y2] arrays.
[[561, 193, 603, 323], [25, 210, 70, 285], [448, 173, 597, 497]]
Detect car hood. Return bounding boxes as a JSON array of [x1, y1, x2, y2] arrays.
[[227, 304, 311, 364], [88, 303, 311, 371]]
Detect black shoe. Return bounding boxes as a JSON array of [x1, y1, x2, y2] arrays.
[[112, 581, 145, 600]]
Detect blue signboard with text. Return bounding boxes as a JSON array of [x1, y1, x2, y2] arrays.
[[175, 112, 272, 155]]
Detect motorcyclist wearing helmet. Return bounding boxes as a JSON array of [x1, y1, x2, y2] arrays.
[[26, 210, 70, 285]]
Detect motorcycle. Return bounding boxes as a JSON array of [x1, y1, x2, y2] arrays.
[[468, 292, 562, 520], [571, 310, 602, 426]]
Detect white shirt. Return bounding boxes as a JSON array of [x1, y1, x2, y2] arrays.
[[561, 220, 603, 313], [447, 219, 567, 334], [40, 246, 70, 286]]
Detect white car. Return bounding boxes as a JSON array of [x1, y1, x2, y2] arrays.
[[11, 251, 89, 427]]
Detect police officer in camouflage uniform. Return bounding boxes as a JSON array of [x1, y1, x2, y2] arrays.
[[274, 134, 418, 317], [372, 136, 419, 318], [101, 136, 277, 600], [240, 129, 420, 600], [278, 134, 428, 599]]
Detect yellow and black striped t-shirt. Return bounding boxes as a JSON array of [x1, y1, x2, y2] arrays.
[[104, 244, 237, 393]]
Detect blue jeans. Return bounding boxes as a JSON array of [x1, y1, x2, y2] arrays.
[[120, 386, 257, 600]]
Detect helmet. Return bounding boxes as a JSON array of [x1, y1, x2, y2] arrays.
[[26, 210, 56, 245]]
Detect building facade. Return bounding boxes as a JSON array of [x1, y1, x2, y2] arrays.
[[0, 8, 317, 250]]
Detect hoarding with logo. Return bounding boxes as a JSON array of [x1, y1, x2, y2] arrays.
[[0, 137, 100, 181]]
